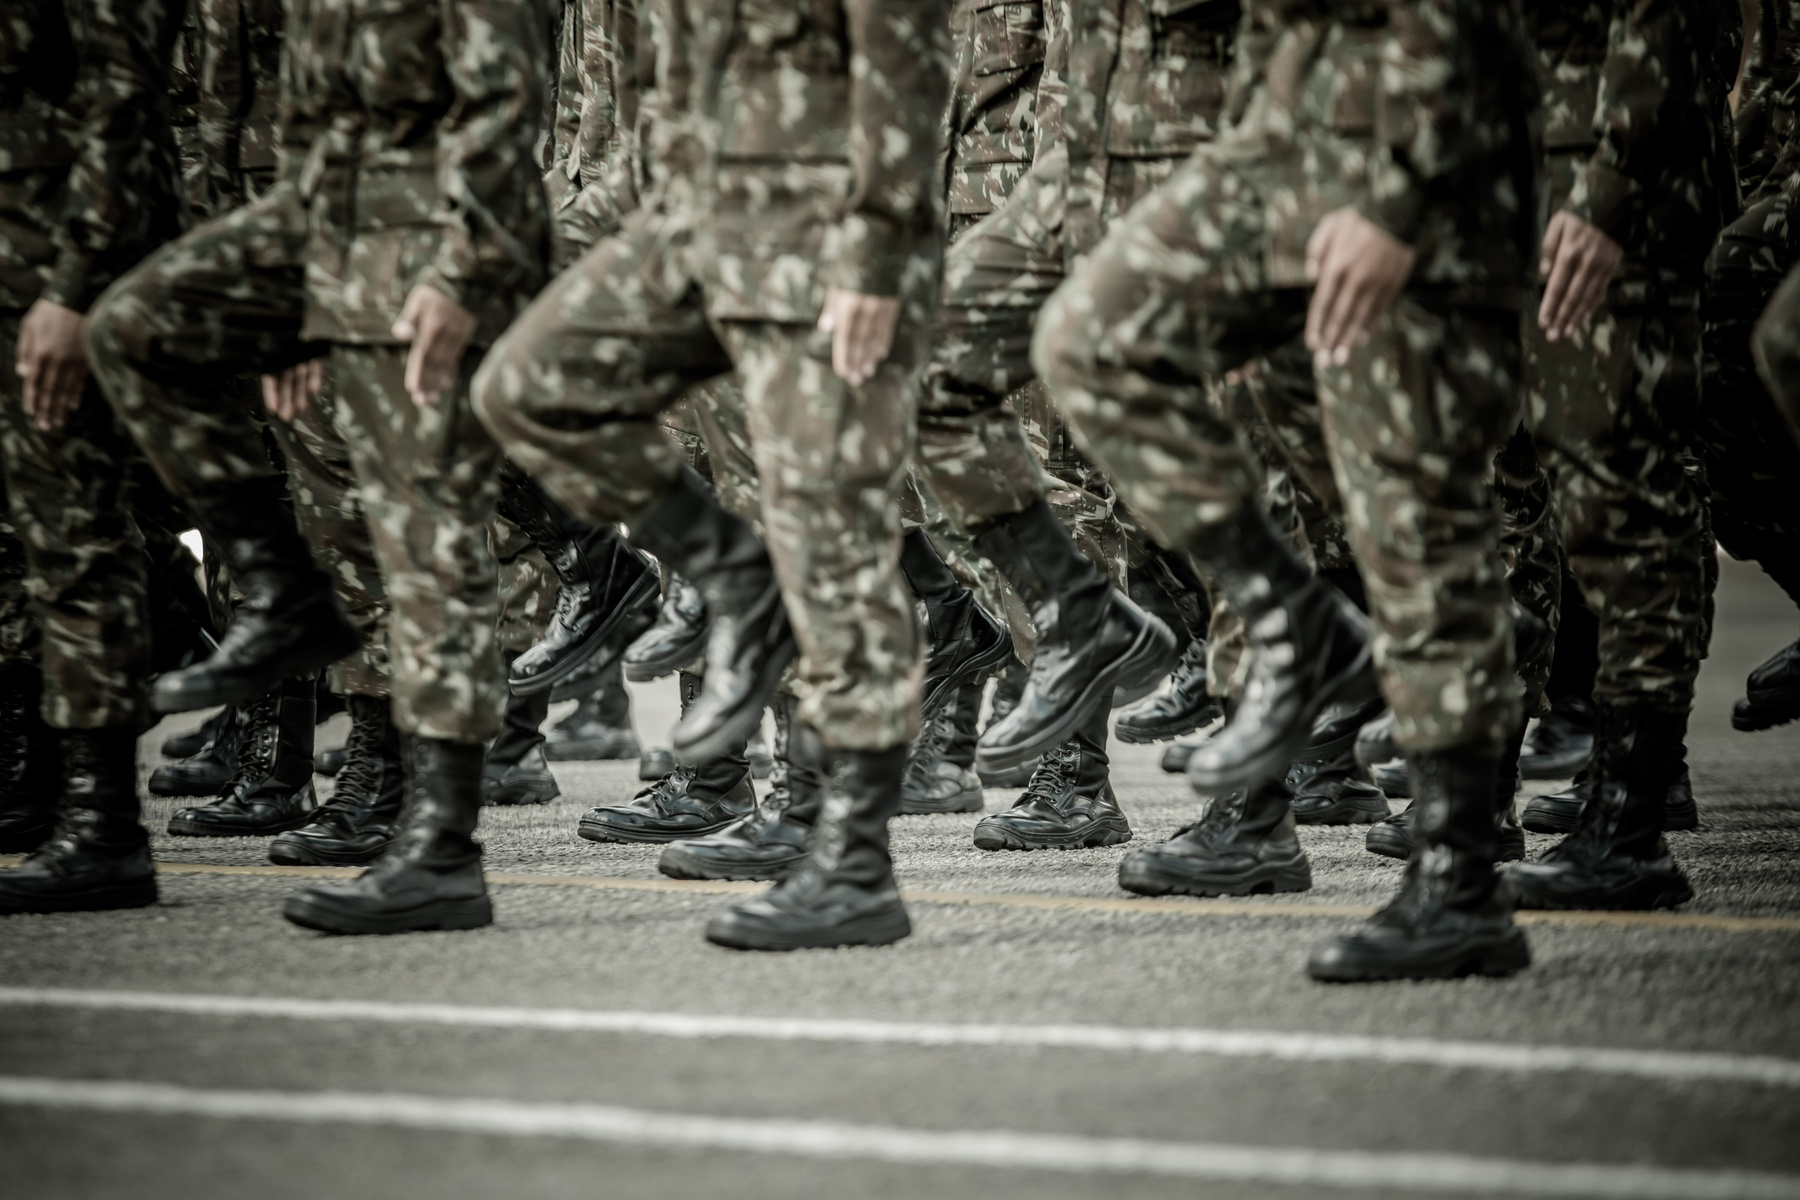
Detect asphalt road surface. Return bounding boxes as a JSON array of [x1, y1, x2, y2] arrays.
[[2, 558, 1797, 1200]]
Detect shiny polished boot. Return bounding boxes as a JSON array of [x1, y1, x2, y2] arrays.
[[1519, 695, 1595, 779], [1520, 770, 1588, 834], [900, 680, 985, 814], [152, 477, 359, 713], [1115, 640, 1221, 744], [168, 677, 317, 836], [0, 663, 59, 853], [900, 528, 1013, 721], [160, 706, 228, 760], [484, 657, 561, 806], [1310, 751, 1529, 982], [1117, 778, 1310, 897], [1181, 503, 1376, 792], [1731, 638, 1800, 731], [624, 572, 707, 682], [314, 745, 349, 777], [270, 695, 405, 866], [283, 737, 491, 933], [705, 732, 910, 950], [498, 469, 660, 696], [976, 660, 1036, 787], [974, 704, 1128, 849], [1299, 694, 1389, 763], [544, 663, 640, 761], [149, 703, 245, 797], [659, 693, 820, 881], [974, 500, 1176, 773], [1367, 728, 1526, 863], [0, 728, 157, 914], [580, 672, 753, 842], [1288, 750, 1389, 825], [625, 468, 795, 764], [1503, 706, 1694, 911]]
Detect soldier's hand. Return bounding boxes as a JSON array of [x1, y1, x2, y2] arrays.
[[262, 359, 325, 422], [817, 288, 900, 386], [1537, 211, 1621, 342], [393, 284, 476, 407], [17, 299, 89, 433], [1304, 209, 1417, 368]]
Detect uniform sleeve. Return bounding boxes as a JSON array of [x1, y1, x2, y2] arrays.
[[1561, 0, 1697, 250], [418, 0, 553, 314], [43, 0, 184, 312], [1358, 0, 1468, 245], [829, 0, 953, 296]]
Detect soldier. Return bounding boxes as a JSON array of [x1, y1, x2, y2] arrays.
[[84, 0, 555, 934], [1036, 0, 1541, 979], [0, 0, 186, 913], [473, 0, 952, 949]]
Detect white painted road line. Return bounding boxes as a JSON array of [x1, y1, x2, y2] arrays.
[[4, 986, 1798, 1088], [1, 1076, 1794, 1198]]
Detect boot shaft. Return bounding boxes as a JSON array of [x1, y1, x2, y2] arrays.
[[234, 676, 318, 792], [329, 695, 405, 821], [775, 696, 825, 826], [394, 736, 486, 863], [58, 727, 143, 825], [628, 467, 769, 582], [1404, 749, 1503, 908], [491, 652, 551, 765], [972, 499, 1108, 614], [1582, 704, 1687, 851], [804, 733, 905, 890], [1184, 501, 1317, 624]]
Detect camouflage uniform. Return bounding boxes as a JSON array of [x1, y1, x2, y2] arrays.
[[1036, 0, 1539, 756], [0, 0, 187, 728], [476, 0, 951, 751], [87, 0, 553, 742], [1519, 0, 1728, 716]]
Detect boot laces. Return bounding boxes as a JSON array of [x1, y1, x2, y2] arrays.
[[224, 693, 280, 792], [1017, 740, 1080, 811], [903, 710, 954, 787], [315, 709, 388, 824]]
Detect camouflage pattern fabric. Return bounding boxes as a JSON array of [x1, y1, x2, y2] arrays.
[[190, 0, 284, 217], [546, 0, 642, 265], [490, 514, 558, 655], [0, 478, 34, 669], [943, 0, 1049, 227]]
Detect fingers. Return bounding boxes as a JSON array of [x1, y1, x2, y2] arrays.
[[391, 287, 423, 343], [305, 358, 324, 399], [1537, 240, 1579, 338], [1537, 212, 1566, 281]]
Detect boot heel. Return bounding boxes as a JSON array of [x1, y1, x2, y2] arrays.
[[1270, 861, 1314, 893], [1474, 930, 1531, 977], [435, 896, 494, 930]]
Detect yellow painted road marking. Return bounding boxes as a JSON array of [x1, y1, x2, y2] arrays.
[[5, 856, 1798, 933]]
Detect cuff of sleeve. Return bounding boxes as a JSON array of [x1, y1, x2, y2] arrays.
[[1359, 163, 1426, 247], [1565, 162, 1640, 252], [41, 257, 100, 314], [825, 213, 913, 297]]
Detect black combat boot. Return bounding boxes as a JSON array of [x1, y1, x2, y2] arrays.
[[545, 662, 640, 761], [497, 469, 660, 696], [284, 737, 490, 933], [625, 468, 795, 763], [705, 729, 909, 950], [974, 703, 1129, 849], [1353, 708, 1398, 772], [974, 500, 1176, 773], [484, 654, 561, 806], [1181, 502, 1376, 792], [152, 477, 359, 713], [1366, 726, 1526, 863], [1504, 706, 1695, 910], [1664, 741, 1698, 832], [1732, 638, 1800, 731], [1288, 748, 1390, 825], [659, 693, 821, 880], [580, 672, 754, 841], [900, 678, 985, 814], [1519, 770, 1589, 834], [149, 702, 247, 797], [1159, 740, 1200, 773], [1519, 695, 1595, 779], [269, 695, 406, 866], [1117, 778, 1310, 896], [0, 662, 59, 853], [900, 528, 1014, 721], [1310, 751, 1529, 982], [638, 747, 676, 780], [160, 706, 228, 760], [168, 677, 317, 836], [977, 658, 1036, 787], [624, 572, 707, 682], [314, 745, 349, 777], [1115, 640, 1222, 744], [0, 728, 157, 914]]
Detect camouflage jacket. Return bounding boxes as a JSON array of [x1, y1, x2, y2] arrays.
[[1737, 2, 1800, 203], [944, 0, 1050, 220], [666, 0, 952, 321], [0, 0, 184, 313], [1527, 0, 1731, 285], [1221, 0, 1539, 293], [193, 0, 285, 215], [280, 0, 554, 345], [546, 0, 643, 260]]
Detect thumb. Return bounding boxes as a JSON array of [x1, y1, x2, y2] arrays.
[[392, 290, 423, 341]]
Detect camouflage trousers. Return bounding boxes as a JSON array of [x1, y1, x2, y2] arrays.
[[85, 184, 506, 741], [1523, 294, 1708, 714], [490, 513, 557, 657], [0, 475, 35, 668], [0, 313, 151, 727], [1034, 141, 1522, 756], [473, 210, 923, 751], [1702, 192, 1800, 608]]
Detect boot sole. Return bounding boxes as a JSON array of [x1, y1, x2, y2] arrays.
[[1732, 692, 1800, 732], [282, 893, 493, 934], [1308, 928, 1531, 983], [657, 846, 804, 881], [1519, 805, 1580, 835], [166, 812, 317, 837], [1506, 870, 1694, 912], [672, 638, 799, 768], [578, 815, 746, 845], [151, 625, 362, 714], [1293, 802, 1390, 827], [1114, 702, 1224, 746], [624, 628, 710, 684], [920, 634, 1019, 724], [704, 907, 912, 951], [1118, 855, 1312, 898], [0, 879, 158, 914], [972, 817, 1132, 852], [267, 841, 390, 867], [510, 574, 662, 697], [1185, 638, 1380, 794], [483, 781, 562, 807], [977, 620, 1176, 775]]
